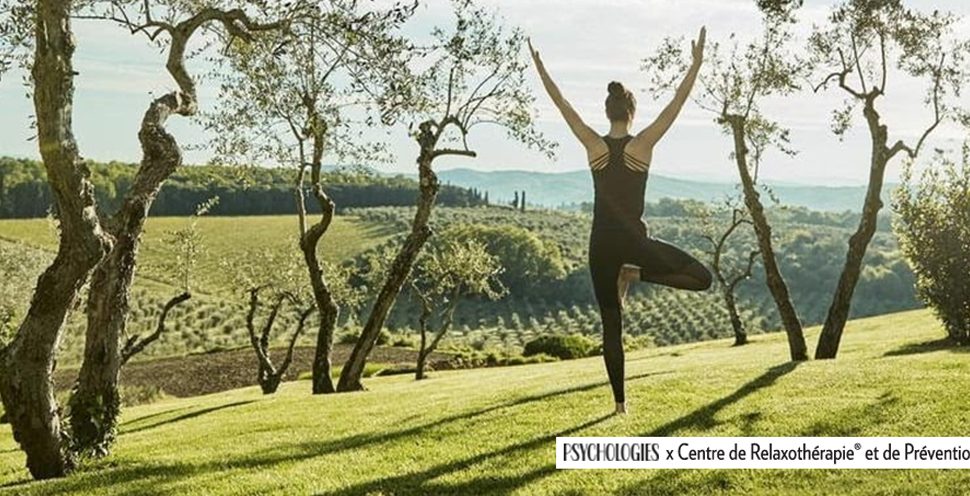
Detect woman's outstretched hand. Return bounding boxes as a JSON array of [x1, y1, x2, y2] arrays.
[[691, 26, 706, 65]]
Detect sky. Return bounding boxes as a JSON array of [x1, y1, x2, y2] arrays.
[[1, 0, 969, 186]]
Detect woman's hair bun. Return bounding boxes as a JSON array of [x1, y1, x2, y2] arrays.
[[608, 81, 625, 97]]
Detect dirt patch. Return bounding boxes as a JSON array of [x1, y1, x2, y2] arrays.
[[53, 345, 457, 398]]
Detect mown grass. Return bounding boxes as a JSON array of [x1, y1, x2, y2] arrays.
[[2, 308, 969, 495]]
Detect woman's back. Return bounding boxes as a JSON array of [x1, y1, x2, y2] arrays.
[[591, 135, 649, 235]]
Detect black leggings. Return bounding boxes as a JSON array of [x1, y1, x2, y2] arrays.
[[589, 227, 712, 403]]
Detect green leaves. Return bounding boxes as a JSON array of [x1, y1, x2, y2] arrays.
[[413, 238, 506, 303], [161, 197, 219, 293], [416, 0, 556, 159], [893, 144, 970, 343], [643, 9, 803, 163]]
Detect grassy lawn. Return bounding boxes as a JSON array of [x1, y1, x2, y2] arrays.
[[2, 308, 968, 495]]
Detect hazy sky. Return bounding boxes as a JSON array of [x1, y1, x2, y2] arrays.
[[1, 0, 968, 186]]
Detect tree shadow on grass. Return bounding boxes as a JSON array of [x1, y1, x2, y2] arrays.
[[120, 400, 257, 435], [120, 406, 193, 427], [615, 468, 735, 496], [0, 460, 203, 495], [0, 476, 33, 490], [314, 413, 612, 496], [882, 338, 970, 358], [237, 369, 673, 466], [643, 362, 800, 437], [800, 392, 900, 437], [0, 373, 664, 493]]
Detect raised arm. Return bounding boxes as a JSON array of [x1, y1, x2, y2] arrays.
[[528, 39, 602, 151], [632, 27, 706, 151]]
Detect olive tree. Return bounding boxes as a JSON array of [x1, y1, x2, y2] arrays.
[[67, 0, 291, 459], [222, 249, 314, 394], [698, 201, 759, 346], [0, 0, 114, 479], [643, 5, 808, 360], [206, 0, 418, 395], [411, 238, 505, 380], [893, 145, 970, 345], [337, 0, 554, 392], [810, 0, 970, 358]]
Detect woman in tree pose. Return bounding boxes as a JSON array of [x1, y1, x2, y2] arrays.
[[529, 28, 712, 415]]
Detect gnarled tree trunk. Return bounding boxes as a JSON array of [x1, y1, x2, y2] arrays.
[[0, 0, 113, 479], [247, 289, 313, 395], [726, 116, 807, 361], [723, 285, 747, 346], [338, 140, 440, 392], [299, 124, 342, 395], [68, 41, 196, 459], [66, 6, 281, 455], [413, 287, 458, 380], [815, 97, 888, 359]]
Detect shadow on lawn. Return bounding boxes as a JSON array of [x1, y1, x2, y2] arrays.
[[800, 392, 899, 437], [121, 406, 193, 427], [0, 372, 665, 494], [643, 362, 800, 436], [614, 468, 738, 495], [239, 369, 674, 467], [314, 413, 612, 496], [883, 338, 970, 358], [121, 400, 256, 435]]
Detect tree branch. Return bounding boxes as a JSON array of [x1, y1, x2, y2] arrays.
[[888, 53, 945, 160], [278, 305, 315, 375], [121, 292, 191, 365]]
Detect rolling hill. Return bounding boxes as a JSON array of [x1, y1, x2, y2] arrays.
[[437, 168, 889, 212], [1, 308, 966, 495]]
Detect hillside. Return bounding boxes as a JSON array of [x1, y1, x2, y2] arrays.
[[437, 168, 892, 212], [0, 158, 485, 219], [1, 308, 966, 495], [0, 205, 920, 368], [0, 216, 395, 366]]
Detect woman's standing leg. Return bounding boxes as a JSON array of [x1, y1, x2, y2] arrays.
[[590, 232, 626, 406]]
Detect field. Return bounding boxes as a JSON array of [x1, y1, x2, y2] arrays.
[[0, 206, 921, 367], [0, 215, 395, 294], [0, 215, 395, 366], [1, 308, 967, 495]]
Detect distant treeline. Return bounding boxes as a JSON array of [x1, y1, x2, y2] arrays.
[[0, 157, 486, 218]]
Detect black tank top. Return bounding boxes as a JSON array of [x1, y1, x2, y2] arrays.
[[590, 135, 650, 234]]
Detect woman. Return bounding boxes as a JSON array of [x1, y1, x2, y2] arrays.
[[529, 28, 712, 415]]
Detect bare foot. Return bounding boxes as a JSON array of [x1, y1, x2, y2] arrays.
[[614, 402, 628, 415], [617, 264, 640, 307]]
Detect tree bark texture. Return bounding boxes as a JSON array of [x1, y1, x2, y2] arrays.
[[0, 0, 113, 479], [338, 141, 440, 392], [815, 97, 888, 359], [727, 116, 807, 361]]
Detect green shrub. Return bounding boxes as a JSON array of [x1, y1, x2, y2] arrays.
[[391, 334, 417, 348], [523, 334, 595, 360], [894, 150, 970, 345], [624, 334, 656, 351], [505, 353, 558, 366], [120, 384, 169, 407], [337, 332, 359, 345], [298, 362, 392, 381]]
